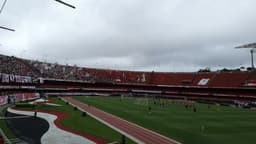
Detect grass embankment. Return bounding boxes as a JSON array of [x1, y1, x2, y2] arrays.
[[74, 96, 256, 144], [16, 98, 135, 144], [0, 105, 16, 139]]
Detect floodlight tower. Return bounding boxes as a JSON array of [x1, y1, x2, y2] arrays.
[[235, 43, 256, 69]]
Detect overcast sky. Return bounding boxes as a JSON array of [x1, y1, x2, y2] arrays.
[[0, 0, 255, 72]]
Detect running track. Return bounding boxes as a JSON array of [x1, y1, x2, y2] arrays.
[[63, 97, 180, 144]]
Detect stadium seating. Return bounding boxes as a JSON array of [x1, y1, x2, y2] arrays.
[[0, 55, 39, 77], [150, 72, 195, 85], [243, 72, 256, 87], [0, 54, 254, 89], [208, 72, 249, 88], [191, 72, 216, 87]]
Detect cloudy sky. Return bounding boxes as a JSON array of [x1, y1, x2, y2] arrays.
[[0, 0, 255, 72]]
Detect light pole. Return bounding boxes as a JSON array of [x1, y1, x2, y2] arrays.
[[250, 49, 254, 69], [235, 43, 256, 69]]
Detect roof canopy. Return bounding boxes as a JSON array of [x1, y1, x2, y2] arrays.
[[235, 43, 256, 49]]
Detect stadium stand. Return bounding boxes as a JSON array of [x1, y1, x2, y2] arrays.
[[208, 71, 249, 88], [150, 72, 195, 86], [0, 55, 40, 78], [0, 54, 255, 89], [191, 72, 216, 87], [1, 53, 256, 105], [243, 71, 256, 87]]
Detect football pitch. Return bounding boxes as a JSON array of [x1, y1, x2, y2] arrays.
[[74, 96, 256, 144]]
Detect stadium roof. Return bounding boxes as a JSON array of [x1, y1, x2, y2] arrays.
[[55, 0, 76, 9], [235, 43, 256, 49], [235, 42, 256, 69]]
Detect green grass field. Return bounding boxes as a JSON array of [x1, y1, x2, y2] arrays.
[[74, 96, 256, 144], [2, 98, 135, 144]]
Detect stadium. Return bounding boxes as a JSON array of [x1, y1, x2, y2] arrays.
[[1, 0, 256, 144]]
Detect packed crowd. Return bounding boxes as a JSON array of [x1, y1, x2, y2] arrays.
[[0, 55, 40, 77], [0, 54, 146, 83], [26, 60, 90, 80]]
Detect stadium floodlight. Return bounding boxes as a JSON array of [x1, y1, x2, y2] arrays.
[[0, 0, 7, 14], [54, 0, 76, 9], [0, 25, 15, 32], [235, 43, 256, 69]]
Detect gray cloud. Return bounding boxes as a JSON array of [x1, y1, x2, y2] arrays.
[[0, 0, 256, 72]]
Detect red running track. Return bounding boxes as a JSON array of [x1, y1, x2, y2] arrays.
[[63, 97, 180, 144]]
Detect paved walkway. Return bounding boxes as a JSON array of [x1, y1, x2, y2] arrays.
[[63, 97, 180, 144], [8, 108, 96, 144]]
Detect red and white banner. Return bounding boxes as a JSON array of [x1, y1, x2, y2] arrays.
[[0, 93, 39, 106], [0, 96, 8, 105]]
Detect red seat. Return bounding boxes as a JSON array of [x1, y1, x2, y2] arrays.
[[209, 72, 249, 88]]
